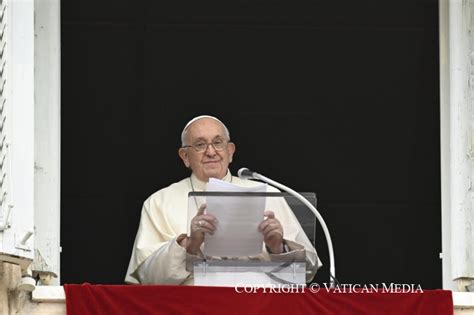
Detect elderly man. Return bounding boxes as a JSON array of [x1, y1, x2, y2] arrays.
[[125, 115, 320, 284]]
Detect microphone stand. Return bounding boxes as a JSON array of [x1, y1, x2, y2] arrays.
[[248, 171, 336, 288]]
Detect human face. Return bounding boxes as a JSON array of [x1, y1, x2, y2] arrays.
[[178, 118, 235, 182]]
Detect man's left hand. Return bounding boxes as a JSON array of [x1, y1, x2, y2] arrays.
[[258, 210, 284, 254]]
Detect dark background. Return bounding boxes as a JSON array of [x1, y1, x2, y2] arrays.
[[61, 0, 441, 287]]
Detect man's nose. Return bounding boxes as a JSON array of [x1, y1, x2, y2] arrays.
[[205, 143, 217, 155]]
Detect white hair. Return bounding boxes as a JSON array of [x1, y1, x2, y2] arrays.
[[181, 115, 231, 146]]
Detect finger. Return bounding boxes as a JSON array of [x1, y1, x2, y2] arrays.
[[263, 226, 283, 240], [258, 219, 271, 232], [262, 221, 282, 235], [263, 211, 275, 219], [199, 214, 218, 224], [196, 204, 207, 216], [191, 223, 214, 236], [194, 216, 218, 231], [195, 219, 217, 231], [264, 226, 283, 237], [196, 226, 215, 235], [259, 218, 279, 232]]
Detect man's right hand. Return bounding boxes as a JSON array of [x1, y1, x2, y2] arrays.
[[185, 204, 217, 255]]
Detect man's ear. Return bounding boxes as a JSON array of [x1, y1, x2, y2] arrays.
[[178, 148, 190, 168], [228, 142, 236, 163]]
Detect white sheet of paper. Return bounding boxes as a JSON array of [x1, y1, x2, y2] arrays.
[[204, 178, 267, 257]]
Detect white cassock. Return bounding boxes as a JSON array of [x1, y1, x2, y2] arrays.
[[125, 171, 321, 285]]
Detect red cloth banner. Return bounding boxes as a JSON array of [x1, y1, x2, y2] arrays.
[[64, 284, 453, 315]]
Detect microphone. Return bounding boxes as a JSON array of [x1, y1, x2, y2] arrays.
[[237, 167, 257, 180], [236, 166, 337, 288]]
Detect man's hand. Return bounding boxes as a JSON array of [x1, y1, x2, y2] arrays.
[[184, 204, 217, 255], [258, 210, 284, 254]]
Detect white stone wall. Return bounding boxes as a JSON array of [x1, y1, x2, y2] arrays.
[[440, 0, 474, 288]]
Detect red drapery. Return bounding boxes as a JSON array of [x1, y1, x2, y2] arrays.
[[64, 284, 453, 315]]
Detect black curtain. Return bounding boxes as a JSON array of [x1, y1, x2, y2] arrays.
[[61, 0, 441, 288]]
